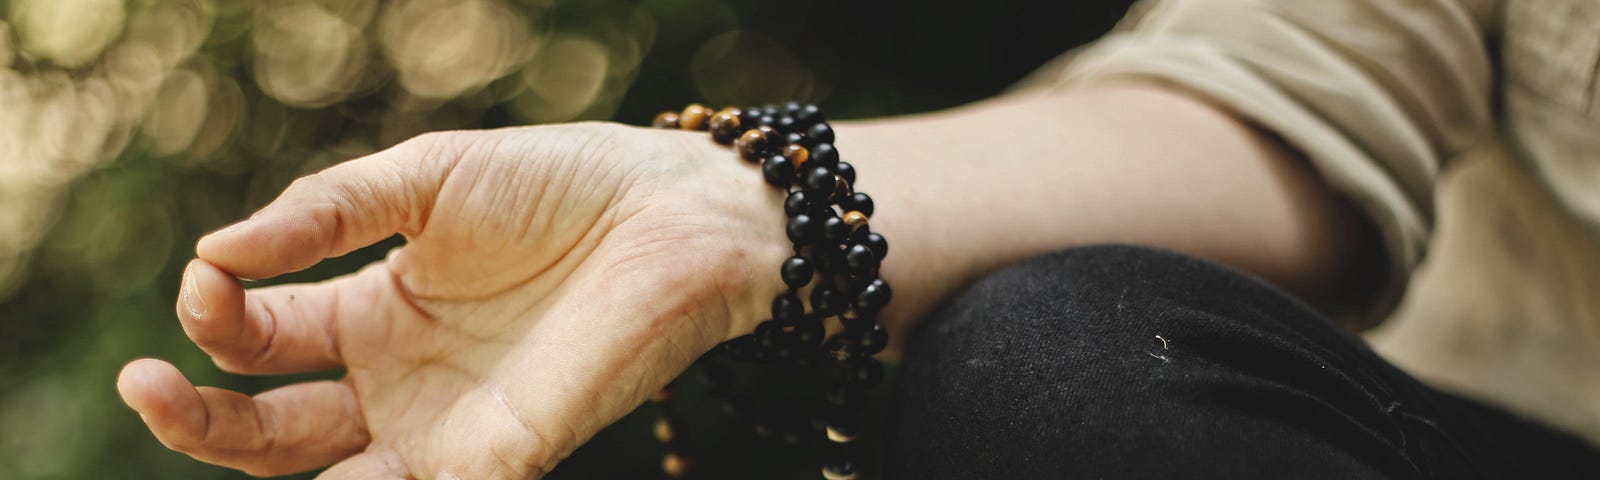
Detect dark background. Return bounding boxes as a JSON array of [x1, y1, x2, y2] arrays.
[[0, 0, 1134, 477]]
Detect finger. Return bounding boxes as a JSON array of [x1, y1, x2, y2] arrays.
[[317, 450, 409, 480], [178, 259, 382, 374], [197, 133, 465, 280], [117, 359, 370, 477]]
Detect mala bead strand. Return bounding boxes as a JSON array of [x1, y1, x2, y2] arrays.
[[648, 102, 890, 479], [650, 383, 692, 479]]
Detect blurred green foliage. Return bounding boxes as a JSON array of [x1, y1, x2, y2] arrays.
[[0, 0, 1129, 477]]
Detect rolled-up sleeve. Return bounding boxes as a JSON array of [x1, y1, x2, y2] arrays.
[[1024, 0, 1496, 325]]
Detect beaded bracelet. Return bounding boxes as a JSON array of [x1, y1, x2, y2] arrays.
[[647, 102, 890, 480]]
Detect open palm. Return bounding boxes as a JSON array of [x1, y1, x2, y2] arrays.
[[117, 123, 789, 478]]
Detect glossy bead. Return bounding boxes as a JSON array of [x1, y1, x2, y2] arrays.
[[786, 213, 819, 245], [762, 154, 794, 188], [784, 191, 811, 217], [736, 128, 770, 162], [822, 461, 857, 480], [836, 161, 857, 185], [652, 111, 680, 129], [863, 232, 888, 259], [708, 111, 742, 144], [802, 165, 837, 195], [810, 143, 840, 168], [825, 424, 857, 444], [832, 175, 853, 202], [823, 339, 855, 363], [679, 104, 711, 130], [797, 104, 824, 125], [783, 144, 810, 168], [739, 105, 761, 126], [780, 256, 813, 288], [810, 286, 845, 315], [839, 192, 874, 218], [757, 114, 778, 130], [842, 210, 868, 232], [844, 244, 878, 275], [854, 323, 889, 355], [856, 278, 891, 312], [807, 122, 834, 144], [760, 104, 779, 116], [784, 131, 807, 147], [776, 114, 798, 132], [821, 215, 851, 244], [772, 292, 805, 322], [662, 453, 689, 478], [782, 101, 803, 114]]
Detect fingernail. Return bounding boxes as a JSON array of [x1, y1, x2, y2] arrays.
[[181, 262, 207, 318]]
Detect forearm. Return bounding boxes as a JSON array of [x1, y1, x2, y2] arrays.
[[841, 83, 1375, 345]]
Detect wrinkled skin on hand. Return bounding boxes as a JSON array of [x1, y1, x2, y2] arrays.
[[116, 123, 790, 478]]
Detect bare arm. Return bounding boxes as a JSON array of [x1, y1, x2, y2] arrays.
[[831, 83, 1376, 344]]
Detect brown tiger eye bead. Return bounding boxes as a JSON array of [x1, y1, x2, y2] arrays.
[[842, 210, 868, 232], [679, 103, 711, 130], [783, 144, 810, 169], [652, 111, 680, 129], [716, 106, 743, 120], [709, 111, 742, 145], [736, 128, 770, 162], [662, 453, 689, 478]]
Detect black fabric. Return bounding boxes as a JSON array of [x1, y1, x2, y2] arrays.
[[885, 245, 1600, 479]]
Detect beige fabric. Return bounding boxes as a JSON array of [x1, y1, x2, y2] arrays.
[[1026, 0, 1600, 444]]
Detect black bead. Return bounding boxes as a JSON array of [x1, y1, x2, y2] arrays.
[[786, 213, 819, 245], [844, 358, 884, 387], [794, 318, 824, 346], [772, 293, 804, 322], [854, 323, 888, 355], [863, 232, 888, 259], [824, 458, 857, 479], [806, 122, 835, 144], [839, 192, 874, 218], [780, 256, 813, 288], [803, 166, 837, 195], [821, 216, 851, 244], [839, 312, 874, 331], [810, 143, 839, 168], [761, 154, 794, 188], [836, 161, 857, 185], [810, 286, 845, 315], [813, 246, 845, 274], [754, 319, 784, 348], [776, 114, 798, 132], [761, 104, 779, 116], [758, 114, 778, 129], [782, 101, 802, 114], [739, 106, 761, 128], [784, 191, 811, 217], [856, 278, 891, 312], [783, 131, 806, 147], [797, 104, 824, 125], [844, 244, 878, 275]]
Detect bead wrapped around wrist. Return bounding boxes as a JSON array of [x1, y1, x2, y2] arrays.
[[647, 101, 890, 480]]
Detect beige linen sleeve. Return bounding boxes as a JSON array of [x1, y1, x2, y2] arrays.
[[1024, 0, 1498, 326]]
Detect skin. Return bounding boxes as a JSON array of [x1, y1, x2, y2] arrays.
[[116, 83, 1372, 478]]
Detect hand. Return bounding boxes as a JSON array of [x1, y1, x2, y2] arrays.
[[115, 122, 792, 478]]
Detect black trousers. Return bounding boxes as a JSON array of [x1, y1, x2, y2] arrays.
[[886, 245, 1600, 479]]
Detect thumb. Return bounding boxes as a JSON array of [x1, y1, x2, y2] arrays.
[[197, 133, 463, 279]]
